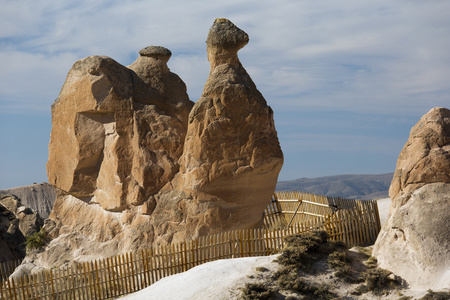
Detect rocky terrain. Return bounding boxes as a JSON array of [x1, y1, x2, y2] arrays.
[[276, 173, 393, 200]]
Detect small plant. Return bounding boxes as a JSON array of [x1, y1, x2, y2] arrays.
[[25, 228, 48, 251], [277, 231, 331, 271], [361, 268, 402, 295], [255, 266, 269, 272], [355, 246, 372, 259], [420, 289, 450, 300], [366, 256, 378, 269], [327, 250, 353, 280], [240, 283, 276, 300], [276, 271, 336, 300]]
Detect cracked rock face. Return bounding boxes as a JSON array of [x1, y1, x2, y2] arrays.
[[373, 107, 450, 290], [47, 48, 193, 211]]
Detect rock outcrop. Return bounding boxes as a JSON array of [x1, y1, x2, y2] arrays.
[[47, 47, 193, 211], [0, 183, 56, 219], [149, 18, 283, 245], [0, 194, 43, 262], [373, 107, 450, 290], [16, 19, 282, 274]]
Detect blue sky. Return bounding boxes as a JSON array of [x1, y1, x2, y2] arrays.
[[1, 0, 449, 189]]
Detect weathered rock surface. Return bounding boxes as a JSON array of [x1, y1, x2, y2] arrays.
[[0, 183, 56, 219], [373, 107, 450, 290], [17, 19, 282, 274], [150, 18, 283, 245], [0, 194, 43, 262], [388, 107, 450, 208], [47, 47, 193, 211]]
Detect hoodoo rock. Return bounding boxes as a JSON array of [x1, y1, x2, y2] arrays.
[[150, 18, 283, 245], [373, 107, 450, 290], [16, 19, 282, 273], [47, 48, 193, 211], [32, 46, 194, 268]]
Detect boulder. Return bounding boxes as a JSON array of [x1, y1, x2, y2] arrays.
[[150, 18, 283, 245], [373, 107, 450, 290], [389, 107, 450, 208]]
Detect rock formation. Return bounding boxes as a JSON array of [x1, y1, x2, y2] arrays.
[[373, 107, 450, 290], [0, 183, 56, 219], [14, 19, 282, 274], [0, 194, 43, 262], [47, 47, 193, 211], [149, 18, 283, 245]]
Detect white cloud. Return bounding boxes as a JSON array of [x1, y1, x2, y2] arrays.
[[1, 0, 449, 186]]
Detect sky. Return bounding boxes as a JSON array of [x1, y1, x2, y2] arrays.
[[0, 0, 449, 189]]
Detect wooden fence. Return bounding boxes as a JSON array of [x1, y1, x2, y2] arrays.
[[264, 191, 381, 245], [0, 260, 22, 284], [1, 191, 381, 299]]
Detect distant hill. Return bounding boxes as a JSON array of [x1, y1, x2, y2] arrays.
[[276, 173, 394, 200]]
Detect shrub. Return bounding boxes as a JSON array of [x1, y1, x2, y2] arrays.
[[25, 228, 47, 251], [255, 267, 269, 272], [276, 271, 335, 300], [366, 256, 378, 269], [240, 283, 276, 300], [420, 290, 450, 300], [277, 231, 331, 271], [362, 268, 402, 295]]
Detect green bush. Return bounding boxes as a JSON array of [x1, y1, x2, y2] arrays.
[[25, 228, 47, 251]]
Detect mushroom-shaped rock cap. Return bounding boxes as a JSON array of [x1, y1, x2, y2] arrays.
[[206, 18, 249, 51], [139, 46, 172, 63]]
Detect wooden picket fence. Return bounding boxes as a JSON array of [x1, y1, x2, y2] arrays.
[[1, 191, 381, 299], [264, 191, 381, 245], [0, 260, 22, 284]]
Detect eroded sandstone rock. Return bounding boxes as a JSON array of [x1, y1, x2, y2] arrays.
[[47, 47, 193, 211], [373, 107, 450, 290], [389, 107, 450, 208], [150, 18, 283, 245], [19, 20, 282, 273]]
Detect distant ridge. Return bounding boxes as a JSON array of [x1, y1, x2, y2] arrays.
[[276, 173, 394, 200]]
